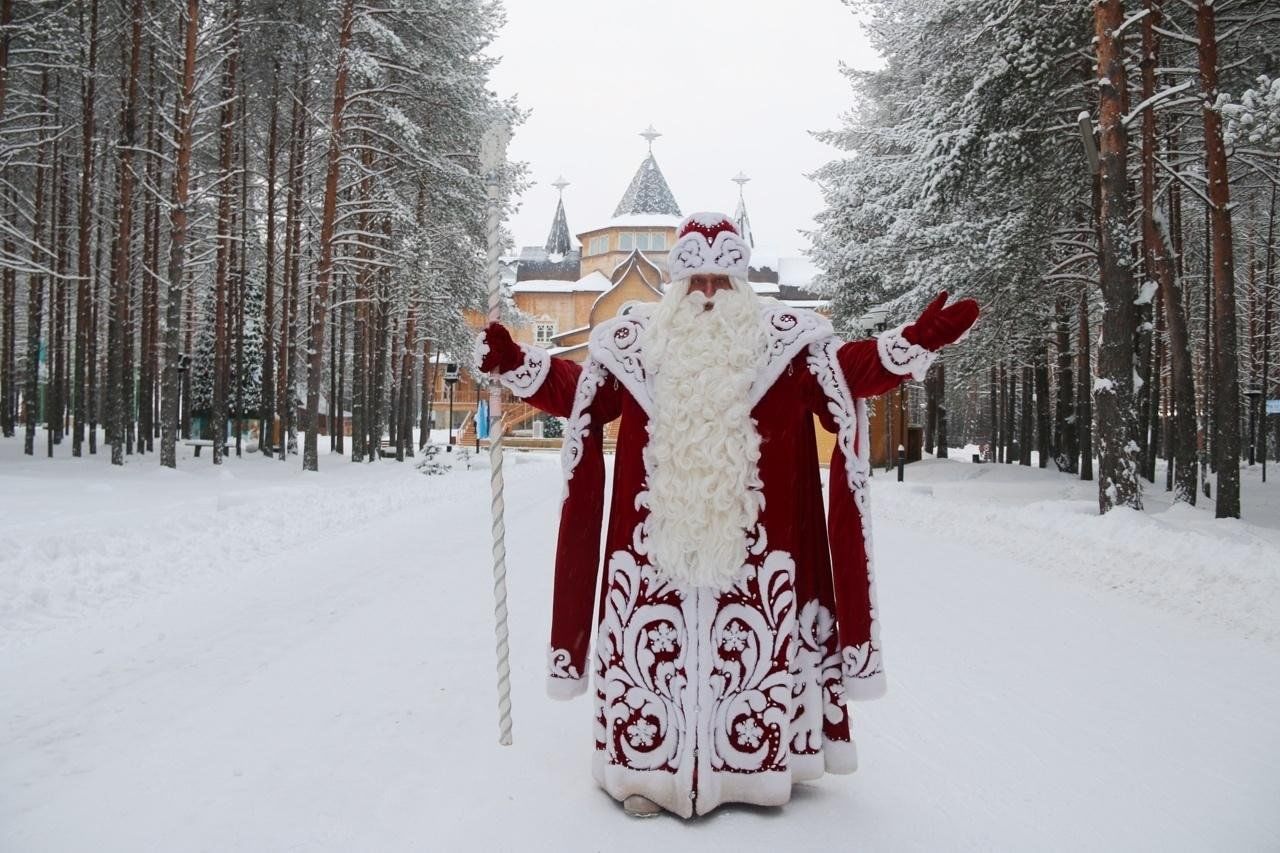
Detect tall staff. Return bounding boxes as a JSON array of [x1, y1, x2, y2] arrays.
[[480, 121, 513, 745]]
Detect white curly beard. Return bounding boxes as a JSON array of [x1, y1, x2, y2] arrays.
[[642, 281, 766, 589]]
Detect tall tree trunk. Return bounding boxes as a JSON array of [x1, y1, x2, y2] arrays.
[[1196, 0, 1240, 518], [397, 305, 416, 460], [109, 0, 144, 466], [278, 35, 309, 462], [261, 63, 279, 455], [935, 359, 947, 459], [24, 71, 51, 456], [336, 284, 346, 456], [2, 191, 15, 438], [1004, 361, 1015, 464], [1019, 364, 1033, 466], [1091, 0, 1142, 512], [302, 0, 357, 472], [1054, 293, 1077, 472], [988, 363, 998, 462], [160, 0, 199, 469], [1035, 344, 1050, 468], [210, 0, 240, 465], [52, 144, 71, 451], [1078, 285, 1094, 481]]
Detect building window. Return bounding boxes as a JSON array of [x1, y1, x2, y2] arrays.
[[643, 233, 666, 251], [619, 233, 634, 251], [535, 322, 556, 345], [588, 236, 608, 255]]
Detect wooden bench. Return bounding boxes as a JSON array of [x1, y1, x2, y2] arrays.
[[185, 439, 228, 458]]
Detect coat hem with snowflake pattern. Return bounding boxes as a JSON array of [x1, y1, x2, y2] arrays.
[[475, 300, 937, 818]]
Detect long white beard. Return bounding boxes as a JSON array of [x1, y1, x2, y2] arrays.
[[642, 283, 766, 589]]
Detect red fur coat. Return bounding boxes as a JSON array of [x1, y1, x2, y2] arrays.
[[480, 301, 936, 817]]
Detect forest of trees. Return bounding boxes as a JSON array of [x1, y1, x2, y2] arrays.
[[0, 0, 522, 471], [810, 0, 1280, 518]]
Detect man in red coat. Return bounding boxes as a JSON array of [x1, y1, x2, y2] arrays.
[[475, 212, 977, 818]]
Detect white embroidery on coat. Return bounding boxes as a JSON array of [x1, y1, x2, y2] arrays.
[[589, 303, 833, 416], [805, 337, 884, 689], [559, 358, 608, 502], [549, 646, 581, 681]]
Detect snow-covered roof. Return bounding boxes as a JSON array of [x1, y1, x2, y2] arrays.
[[598, 213, 682, 230], [511, 270, 612, 293], [548, 343, 588, 357], [612, 152, 681, 219], [749, 281, 781, 295], [783, 299, 830, 310]]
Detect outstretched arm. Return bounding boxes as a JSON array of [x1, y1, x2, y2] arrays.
[[836, 292, 979, 397], [474, 322, 583, 416]]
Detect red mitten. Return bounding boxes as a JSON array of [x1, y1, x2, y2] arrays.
[[902, 291, 979, 351], [477, 322, 523, 374]]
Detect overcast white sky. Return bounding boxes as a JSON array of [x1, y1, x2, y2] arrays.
[[486, 0, 883, 259]]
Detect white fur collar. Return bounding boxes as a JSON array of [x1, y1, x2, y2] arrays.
[[587, 300, 834, 416]]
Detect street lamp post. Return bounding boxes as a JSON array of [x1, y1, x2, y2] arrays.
[[444, 360, 459, 450]]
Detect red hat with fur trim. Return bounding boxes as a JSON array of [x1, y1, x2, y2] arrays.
[[667, 211, 751, 281]]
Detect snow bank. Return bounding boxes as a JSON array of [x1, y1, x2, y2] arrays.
[[877, 458, 1280, 643]]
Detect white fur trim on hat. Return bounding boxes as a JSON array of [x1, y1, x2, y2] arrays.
[[667, 216, 751, 281]]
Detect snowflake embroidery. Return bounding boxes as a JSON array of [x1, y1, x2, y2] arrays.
[[648, 622, 678, 653], [627, 718, 657, 748], [720, 621, 749, 652], [735, 717, 763, 748]]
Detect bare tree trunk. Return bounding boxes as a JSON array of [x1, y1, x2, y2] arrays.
[[260, 63, 279, 456], [1091, 0, 1142, 511], [278, 31, 309, 462], [924, 363, 938, 454], [302, 0, 357, 472], [397, 305, 416, 460], [52, 142, 71, 452], [336, 283, 346, 456], [419, 337, 432, 449], [1019, 364, 1033, 466], [25, 71, 51, 456], [1196, 0, 1240, 518], [107, 0, 145, 466], [1035, 344, 1050, 468], [2, 191, 14, 438], [1054, 293, 1077, 472], [210, 0, 240, 465], [935, 359, 947, 458], [160, 0, 200, 469], [1078, 285, 1094, 481], [137, 41, 158, 456], [988, 363, 998, 462]]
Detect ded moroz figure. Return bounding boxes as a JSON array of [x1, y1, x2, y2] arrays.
[[475, 211, 978, 818]]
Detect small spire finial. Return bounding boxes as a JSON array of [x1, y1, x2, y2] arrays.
[[732, 171, 751, 197], [551, 175, 570, 196], [640, 124, 662, 153]]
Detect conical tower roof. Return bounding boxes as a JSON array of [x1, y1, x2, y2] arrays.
[[545, 196, 573, 257], [612, 152, 681, 218]]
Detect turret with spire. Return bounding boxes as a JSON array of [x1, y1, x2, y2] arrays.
[[545, 175, 574, 259], [611, 125, 681, 219], [732, 171, 754, 248]]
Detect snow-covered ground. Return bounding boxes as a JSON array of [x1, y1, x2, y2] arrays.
[[3, 434, 1278, 851]]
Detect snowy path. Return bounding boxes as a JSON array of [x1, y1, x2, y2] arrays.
[[2, 450, 1278, 851]]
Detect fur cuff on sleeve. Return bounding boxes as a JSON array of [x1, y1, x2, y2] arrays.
[[547, 646, 585, 700], [496, 342, 552, 398], [546, 675, 588, 701], [876, 323, 938, 381]]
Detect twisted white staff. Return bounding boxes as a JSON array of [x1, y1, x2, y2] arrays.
[[480, 122, 513, 746]]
